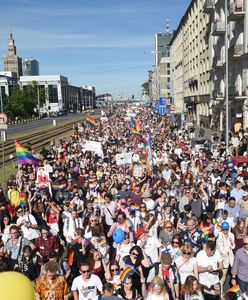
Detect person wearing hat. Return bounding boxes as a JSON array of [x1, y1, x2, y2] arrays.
[[135, 227, 162, 265], [216, 222, 235, 295], [141, 191, 155, 212], [238, 191, 248, 219], [147, 252, 180, 300]]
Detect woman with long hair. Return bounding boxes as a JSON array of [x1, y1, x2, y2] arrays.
[[118, 275, 142, 300], [233, 218, 247, 251], [183, 275, 204, 300], [88, 248, 106, 282], [165, 234, 183, 262], [145, 276, 169, 300], [0, 213, 12, 243], [199, 213, 215, 242], [115, 232, 135, 266], [175, 244, 198, 285], [104, 260, 121, 292]]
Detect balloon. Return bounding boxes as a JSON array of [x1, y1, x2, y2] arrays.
[[113, 228, 125, 244], [73, 166, 79, 173], [0, 272, 35, 300]]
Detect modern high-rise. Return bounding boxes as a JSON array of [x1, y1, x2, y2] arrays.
[[22, 58, 39, 76], [3, 28, 22, 78], [149, 19, 173, 103]]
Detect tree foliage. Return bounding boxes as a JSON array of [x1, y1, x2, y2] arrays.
[[141, 81, 149, 95], [3, 81, 46, 119]]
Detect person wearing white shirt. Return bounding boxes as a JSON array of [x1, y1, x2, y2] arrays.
[[72, 262, 103, 300], [16, 207, 40, 242], [196, 241, 223, 299], [63, 210, 83, 243]]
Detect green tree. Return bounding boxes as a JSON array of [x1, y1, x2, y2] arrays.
[[141, 81, 149, 95]]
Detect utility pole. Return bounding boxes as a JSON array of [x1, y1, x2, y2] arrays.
[[225, 0, 229, 153]]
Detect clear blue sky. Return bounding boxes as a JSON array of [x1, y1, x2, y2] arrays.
[[0, 0, 190, 98]]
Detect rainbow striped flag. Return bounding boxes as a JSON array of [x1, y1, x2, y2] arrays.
[[134, 118, 142, 132], [145, 133, 154, 175], [130, 128, 141, 136], [228, 285, 242, 297], [94, 198, 105, 206], [19, 193, 27, 207], [15, 141, 38, 165], [157, 119, 164, 132], [120, 267, 134, 282], [99, 238, 107, 247], [50, 203, 60, 215], [52, 182, 67, 190], [85, 115, 97, 127]]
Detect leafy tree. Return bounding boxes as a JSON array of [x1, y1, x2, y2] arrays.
[[141, 81, 149, 95]]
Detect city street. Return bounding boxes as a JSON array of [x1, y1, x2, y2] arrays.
[[6, 113, 84, 136]]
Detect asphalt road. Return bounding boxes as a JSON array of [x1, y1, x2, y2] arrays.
[[6, 113, 84, 136]]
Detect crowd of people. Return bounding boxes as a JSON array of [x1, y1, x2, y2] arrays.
[[1, 105, 248, 300]]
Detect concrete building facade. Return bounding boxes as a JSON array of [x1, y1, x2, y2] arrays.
[[170, 0, 211, 126]]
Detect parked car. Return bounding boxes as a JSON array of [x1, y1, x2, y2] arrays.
[[56, 109, 68, 117]]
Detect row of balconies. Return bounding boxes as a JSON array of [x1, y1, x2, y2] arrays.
[[204, 0, 245, 21], [212, 86, 247, 99]]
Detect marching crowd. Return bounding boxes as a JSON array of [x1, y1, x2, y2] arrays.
[[1, 106, 248, 300]]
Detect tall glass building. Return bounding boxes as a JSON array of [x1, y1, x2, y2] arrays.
[[22, 58, 39, 76]]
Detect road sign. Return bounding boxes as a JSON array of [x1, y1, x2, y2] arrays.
[[0, 113, 7, 125], [0, 124, 8, 130]]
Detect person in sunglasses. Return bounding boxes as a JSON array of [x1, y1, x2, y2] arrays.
[[71, 261, 103, 300], [122, 245, 150, 295], [175, 244, 198, 286]]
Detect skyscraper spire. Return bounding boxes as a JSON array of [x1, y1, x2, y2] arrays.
[[8, 23, 16, 55], [166, 18, 170, 34]]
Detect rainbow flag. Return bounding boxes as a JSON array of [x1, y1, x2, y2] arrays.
[[50, 203, 60, 215], [19, 193, 27, 207], [130, 128, 141, 136], [134, 118, 142, 132], [228, 285, 242, 297], [94, 198, 105, 206], [52, 182, 67, 190], [99, 238, 107, 247], [15, 141, 38, 166], [131, 203, 140, 211], [125, 218, 133, 229], [157, 119, 164, 132], [85, 115, 97, 127], [120, 267, 134, 282], [36, 182, 48, 189], [145, 133, 154, 175]]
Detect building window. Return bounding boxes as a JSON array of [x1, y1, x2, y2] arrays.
[[48, 85, 58, 103]]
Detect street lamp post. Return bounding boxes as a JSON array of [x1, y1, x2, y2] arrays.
[[225, 0, 229, 153], [37, 84, 41, 118]]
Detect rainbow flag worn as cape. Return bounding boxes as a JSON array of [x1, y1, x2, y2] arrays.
[[85, 115, 97, 127], [134, 118, 142, 132], [120, 267, 134, 282], [15, 141, 38, 165], [228, 285, 242, 297]]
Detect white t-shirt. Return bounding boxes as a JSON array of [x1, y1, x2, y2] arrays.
[[196, 249, 223, 288], [116, 243, 133, 262], [175, 256, 196, 284], [17, 214, 40, 240], [71, 274, 103, 300], [138, 236, 162, 264]]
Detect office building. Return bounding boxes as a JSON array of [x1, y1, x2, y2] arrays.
[[22, 58, 39, 76]]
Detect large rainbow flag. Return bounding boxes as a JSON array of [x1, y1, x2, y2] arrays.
[[145, 133, 154, 175], [85, 115, 97, 127], [157, 119, 164, 132], [15, 141, 38, 165]]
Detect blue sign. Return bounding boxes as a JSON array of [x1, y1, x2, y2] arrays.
[[159, 97, 166, 106]]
